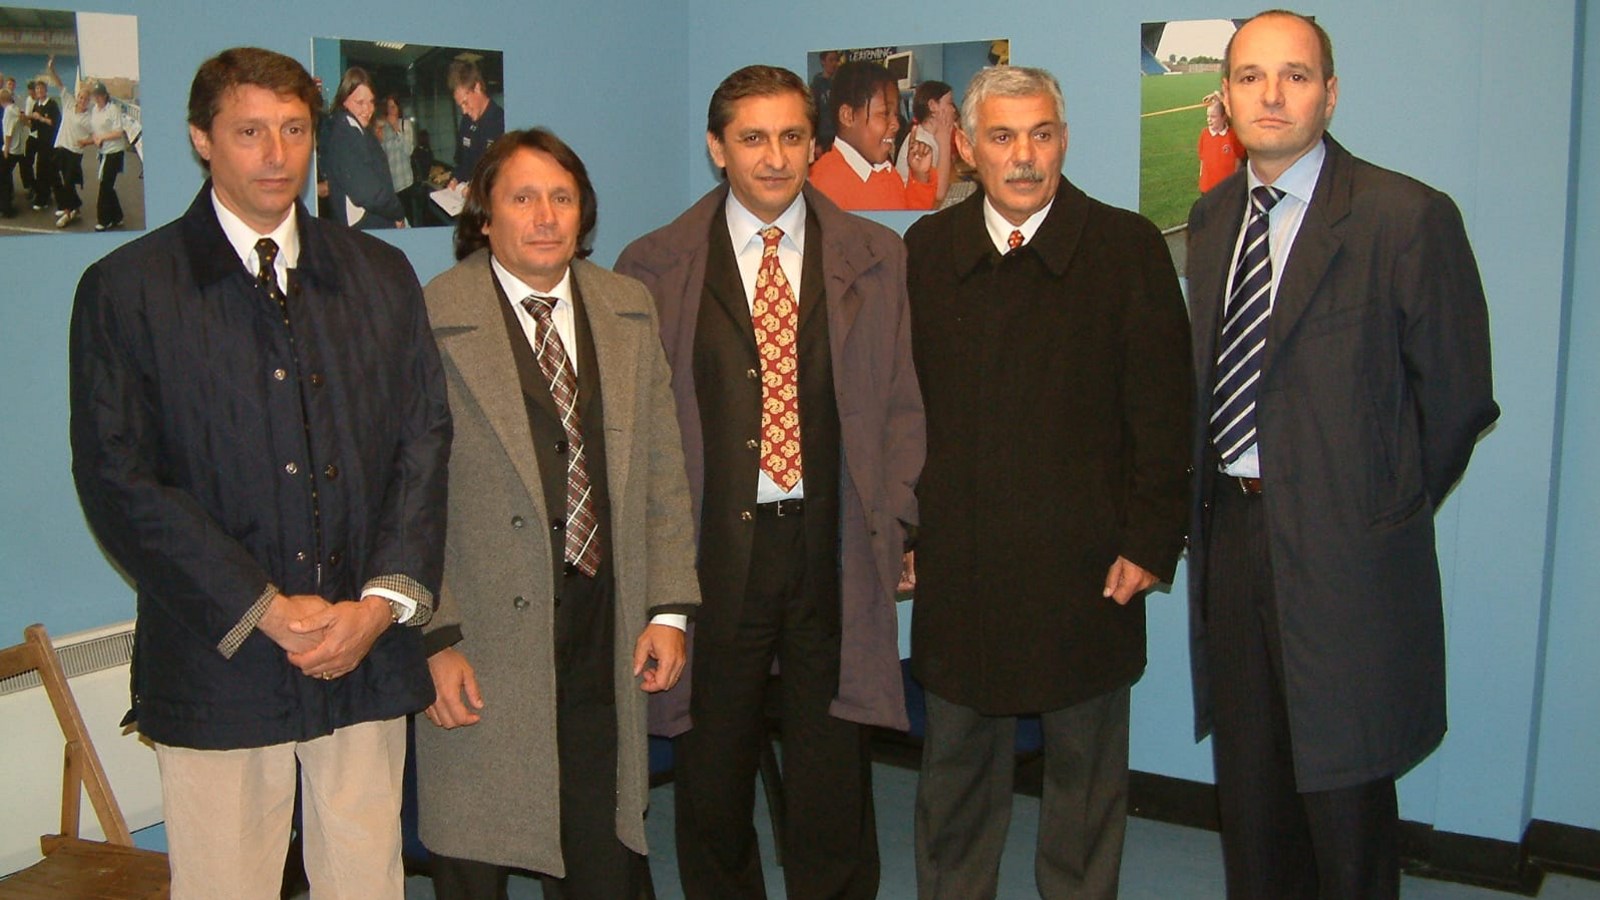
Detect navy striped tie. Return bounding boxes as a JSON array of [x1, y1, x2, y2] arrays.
[[1211, 185, 1284, 467]]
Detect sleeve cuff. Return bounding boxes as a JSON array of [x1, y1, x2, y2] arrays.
[[648, 613, 688, 632], [362, 574, 433, 626], [219, 583, 279, 659]]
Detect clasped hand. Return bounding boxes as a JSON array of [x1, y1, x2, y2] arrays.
[[257, 593, 392, 680]]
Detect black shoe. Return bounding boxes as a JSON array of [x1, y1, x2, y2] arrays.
[[94, 218, 123, 232]]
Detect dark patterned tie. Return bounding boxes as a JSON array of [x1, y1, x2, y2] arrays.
[[255, 238, 287, 311], [1211, 185, 1284, 467], [753, 226, 801, 490], [521, 294, 600, 577]]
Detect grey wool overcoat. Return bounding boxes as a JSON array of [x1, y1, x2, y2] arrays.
[[413, 250, 701, 876]]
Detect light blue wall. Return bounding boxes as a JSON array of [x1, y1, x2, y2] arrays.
[[1534, 0, 1600, 833], [0, 0, 691, 638], [2, 0, 1594, 848]]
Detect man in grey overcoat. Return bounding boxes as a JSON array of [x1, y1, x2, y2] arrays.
[[615, 65, 924, 900], [414, 128, 700, 899]]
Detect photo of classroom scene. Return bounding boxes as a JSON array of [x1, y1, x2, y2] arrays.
[[805, 39, 1007, 212], [1140, 18, 1248, 275], [311, 38, 504, 229], [0, 7, 142, 236]]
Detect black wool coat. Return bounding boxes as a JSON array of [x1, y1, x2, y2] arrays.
[[906, 180, 1193, 715]]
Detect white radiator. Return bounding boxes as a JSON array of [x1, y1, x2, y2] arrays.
[[0, 620, 162, 876]]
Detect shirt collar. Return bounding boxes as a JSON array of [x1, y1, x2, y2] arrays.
[[1248, 137, 1326, 206], [833, 136, 893, 182], [723, 189, 807, 255], [212, 189, 298, 273], [491, 254, 573, 311], [1208, 124, 1230, 136], [982, 195, 1054, 256]]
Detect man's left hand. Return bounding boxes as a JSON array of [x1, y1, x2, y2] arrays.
[[286, 595, 393, 679], [633, 623, 686, 693], [1102, 556, 1159, 606]]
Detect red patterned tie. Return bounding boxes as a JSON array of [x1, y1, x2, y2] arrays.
[[522, 295, 601, 577], [1007, 229, 1025, 251], [753, 226, 801, 490]]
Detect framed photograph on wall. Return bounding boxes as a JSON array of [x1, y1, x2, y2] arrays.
[[311, 37, 504, 229], [1, 7, 141, 236]]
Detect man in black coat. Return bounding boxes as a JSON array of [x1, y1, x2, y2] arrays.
[[1184, 12, 1498, 899], [905, 65, 1192, 900], [69, 48, 449, 900]]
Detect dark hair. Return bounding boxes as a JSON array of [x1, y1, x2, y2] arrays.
[[706, 65, 815, 140], [829, 60, 897, 128], [382, 93, 404, 117], [1224, 9, 1335, 80], [188, 47, 322, 134], [446, 60, 485, 94], [331, 66, 373, 115], [911, 80, 952, 122], [454, 128, 598, 262]]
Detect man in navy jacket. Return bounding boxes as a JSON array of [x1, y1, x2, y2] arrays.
[[69, 47, 450, 900]]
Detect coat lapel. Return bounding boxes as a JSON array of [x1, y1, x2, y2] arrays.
[[1188, 179, 1247, 391], [808, 185, 872, 352], [1264, 135, 1351, 373], [433, 252, 549, 523], [572, 259, 643, 504]]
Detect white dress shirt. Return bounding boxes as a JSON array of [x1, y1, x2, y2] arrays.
[[1219, 139, 1327, 479], [724, 189, 807, 504], [981, 195, 1054, 256]]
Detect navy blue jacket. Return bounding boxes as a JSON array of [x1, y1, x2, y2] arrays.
[[69, 186, 451, 749]]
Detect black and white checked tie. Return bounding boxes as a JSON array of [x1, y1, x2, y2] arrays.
[[521, 294, 601, 578], [1211, 185, 1284, 467]]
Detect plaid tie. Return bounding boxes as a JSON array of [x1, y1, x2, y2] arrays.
[[1211, 185, 1285, 467], [521, 294, 600, 577], [753, 226, 802, 490]]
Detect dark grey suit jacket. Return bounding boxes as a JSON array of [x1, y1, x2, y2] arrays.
[[1186, 135, 1500, 791]]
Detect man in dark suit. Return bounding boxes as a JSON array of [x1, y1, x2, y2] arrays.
[[415, 128, 700, 900], [615, 65, 925, 900], [1184, 12, 1499, 899], [905, 65, 1193, 900], [69, 47, 449, 900]]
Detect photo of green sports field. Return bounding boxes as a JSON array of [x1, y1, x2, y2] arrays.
[[1139, 18, 1241, 274], [1141, 71, 1222, 232]]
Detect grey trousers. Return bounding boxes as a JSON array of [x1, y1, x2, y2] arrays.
[[914, 685, 1130, 900]]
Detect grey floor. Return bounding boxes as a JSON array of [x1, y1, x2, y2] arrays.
[[401, 762, 1600, 900]]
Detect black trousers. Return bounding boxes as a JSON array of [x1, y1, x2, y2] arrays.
[[26, 136, 52, 205], [674, 506, 878, 900], [53, 147, 83, 213], [430, 568, 648, 900], [0, 153, 17, 214], [1204, 480, 1400, 900], [96, 150, 123, 225]]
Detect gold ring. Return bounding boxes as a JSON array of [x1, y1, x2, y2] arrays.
[[320, 673, 334, 680]]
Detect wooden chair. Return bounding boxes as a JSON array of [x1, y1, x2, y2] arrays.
[[0, 623, 169, 899]]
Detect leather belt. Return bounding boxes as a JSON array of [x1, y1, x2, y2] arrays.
[[1223, 474, 1263, 496], [756, 498, 805, 517]]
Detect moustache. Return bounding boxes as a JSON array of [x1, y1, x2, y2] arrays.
[[1005, 164, 1046, 184]]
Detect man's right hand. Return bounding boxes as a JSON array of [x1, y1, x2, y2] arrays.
[[257, 593, 332, 655], [424, 647, 484, 729]]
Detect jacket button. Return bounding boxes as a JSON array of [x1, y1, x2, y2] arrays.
[[284, 461, 299, 475], [746, 368, 758, 380], [323, 464, 339, 480], [554, 595, 563, 609], [512, 516, 525, 528], [563, 561, 577, 578], [745, 438, 759, 450], [740, 510, 754, 522], [513, 596, 529, 610], [551, 517, 565, 532], [554, 440, 569, 454], [295, 550, 307, 561], [328, 550, 342, 565], [309, 373, 324, 387], [272, 368, 287, 381]]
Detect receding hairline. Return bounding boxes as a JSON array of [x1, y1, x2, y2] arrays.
[[1224, 10, 1336, 80]]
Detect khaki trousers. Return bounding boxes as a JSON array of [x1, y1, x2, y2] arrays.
[[155, 717, 406, 900]]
